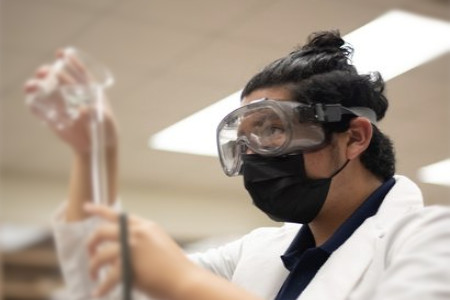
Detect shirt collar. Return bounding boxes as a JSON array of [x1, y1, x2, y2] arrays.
[[281, 225, 315, 270]]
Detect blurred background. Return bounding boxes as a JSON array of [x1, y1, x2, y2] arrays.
[[0, 0, 449, 299]]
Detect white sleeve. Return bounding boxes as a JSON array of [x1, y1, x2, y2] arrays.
[[51, 203, 150, 300], [188, 237, 244, 280], [372, 206, 450, 300], [187, 224, 294, 282]]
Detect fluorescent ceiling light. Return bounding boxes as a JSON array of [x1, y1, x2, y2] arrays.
[[345, 10, 450, 80], [149, 10, 450, 157], [150, 90, 241, 156], [417, 159, 450, 186]]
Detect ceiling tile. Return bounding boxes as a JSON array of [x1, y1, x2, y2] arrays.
[[169, 37, 287, 89], [2, 0, 98, 52], [110, 0, 263, 34], [0, 49, 49, 94], [224, 0, 387, 47], [44, 0, 119, 11], [69, 15, 207, 75]]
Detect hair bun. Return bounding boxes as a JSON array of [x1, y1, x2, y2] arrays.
[[301, 30, 352, 57]]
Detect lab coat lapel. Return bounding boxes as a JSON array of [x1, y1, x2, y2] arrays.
[[298, 175, 423, 300], [298, 218, 378, 300]]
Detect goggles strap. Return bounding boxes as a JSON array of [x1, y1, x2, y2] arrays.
[[297, 104, 377, 125], [345, 107, 377, 124]]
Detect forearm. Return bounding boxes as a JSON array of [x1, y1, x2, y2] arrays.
[[66, 147, 118, 222], [172, 267, 262, 300]]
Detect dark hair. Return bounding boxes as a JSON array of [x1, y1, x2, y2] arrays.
[[241, 30, 395, 180]]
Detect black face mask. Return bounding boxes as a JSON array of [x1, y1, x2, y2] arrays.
[[242, 154, 348, 224]]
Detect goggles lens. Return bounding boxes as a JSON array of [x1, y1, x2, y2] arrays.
[[217, 100, 327, 176]]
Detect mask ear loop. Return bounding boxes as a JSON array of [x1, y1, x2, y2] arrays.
[[330, 159, 350, 178]]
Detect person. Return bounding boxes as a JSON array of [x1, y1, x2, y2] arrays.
[[24, 30, 450, 300]]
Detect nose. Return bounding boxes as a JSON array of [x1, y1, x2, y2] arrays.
[[245, 148, 255, 155], [236, 136, 254, 155], [238, 143, 255, 155]]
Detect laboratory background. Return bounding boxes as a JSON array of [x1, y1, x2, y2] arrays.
[[0, 0, 449, 299]]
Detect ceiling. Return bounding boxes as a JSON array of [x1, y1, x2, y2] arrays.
[[1, 0, 449, 239]]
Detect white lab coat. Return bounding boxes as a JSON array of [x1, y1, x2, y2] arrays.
[[52, 175, 450, 299]]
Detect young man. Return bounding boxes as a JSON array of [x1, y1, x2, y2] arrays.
[[25, 30, 450, 300]]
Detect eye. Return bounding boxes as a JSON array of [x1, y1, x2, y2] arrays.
[[255, 125, 285, 150], [263, 125, 284, 137]]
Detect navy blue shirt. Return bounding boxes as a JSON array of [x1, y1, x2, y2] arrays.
[[274, 177, 395, 300]]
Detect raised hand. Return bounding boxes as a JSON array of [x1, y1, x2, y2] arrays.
[[23, 48, 118, 155]]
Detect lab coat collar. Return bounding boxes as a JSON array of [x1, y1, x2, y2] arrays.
[[297, 175, 424, 300]]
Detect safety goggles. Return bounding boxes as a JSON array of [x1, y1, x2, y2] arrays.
[[217, 99, 377, 176]]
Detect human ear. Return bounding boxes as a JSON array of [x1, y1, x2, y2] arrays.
[[345, 117, 373, 160]]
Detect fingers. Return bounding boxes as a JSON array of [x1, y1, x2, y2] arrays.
[[58, 48, 91, 84], [86, 205, 129, 298], [89, 243, 120, 280], [85, 204, 128, 255], [24, 49, 88, 95], [84, 203, 120, 222], [87, 220, 122, 297], [87, 222, 120, 254], [56, 67, 78, 86], [23, 65, 51, 94], [55, 48, 65, 58], [92, 258, 121, 298], [35, 65, 51, 78], [24, 79, 39, 94], [65, 48, 89, 77], [24, 63, 61, 98]]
